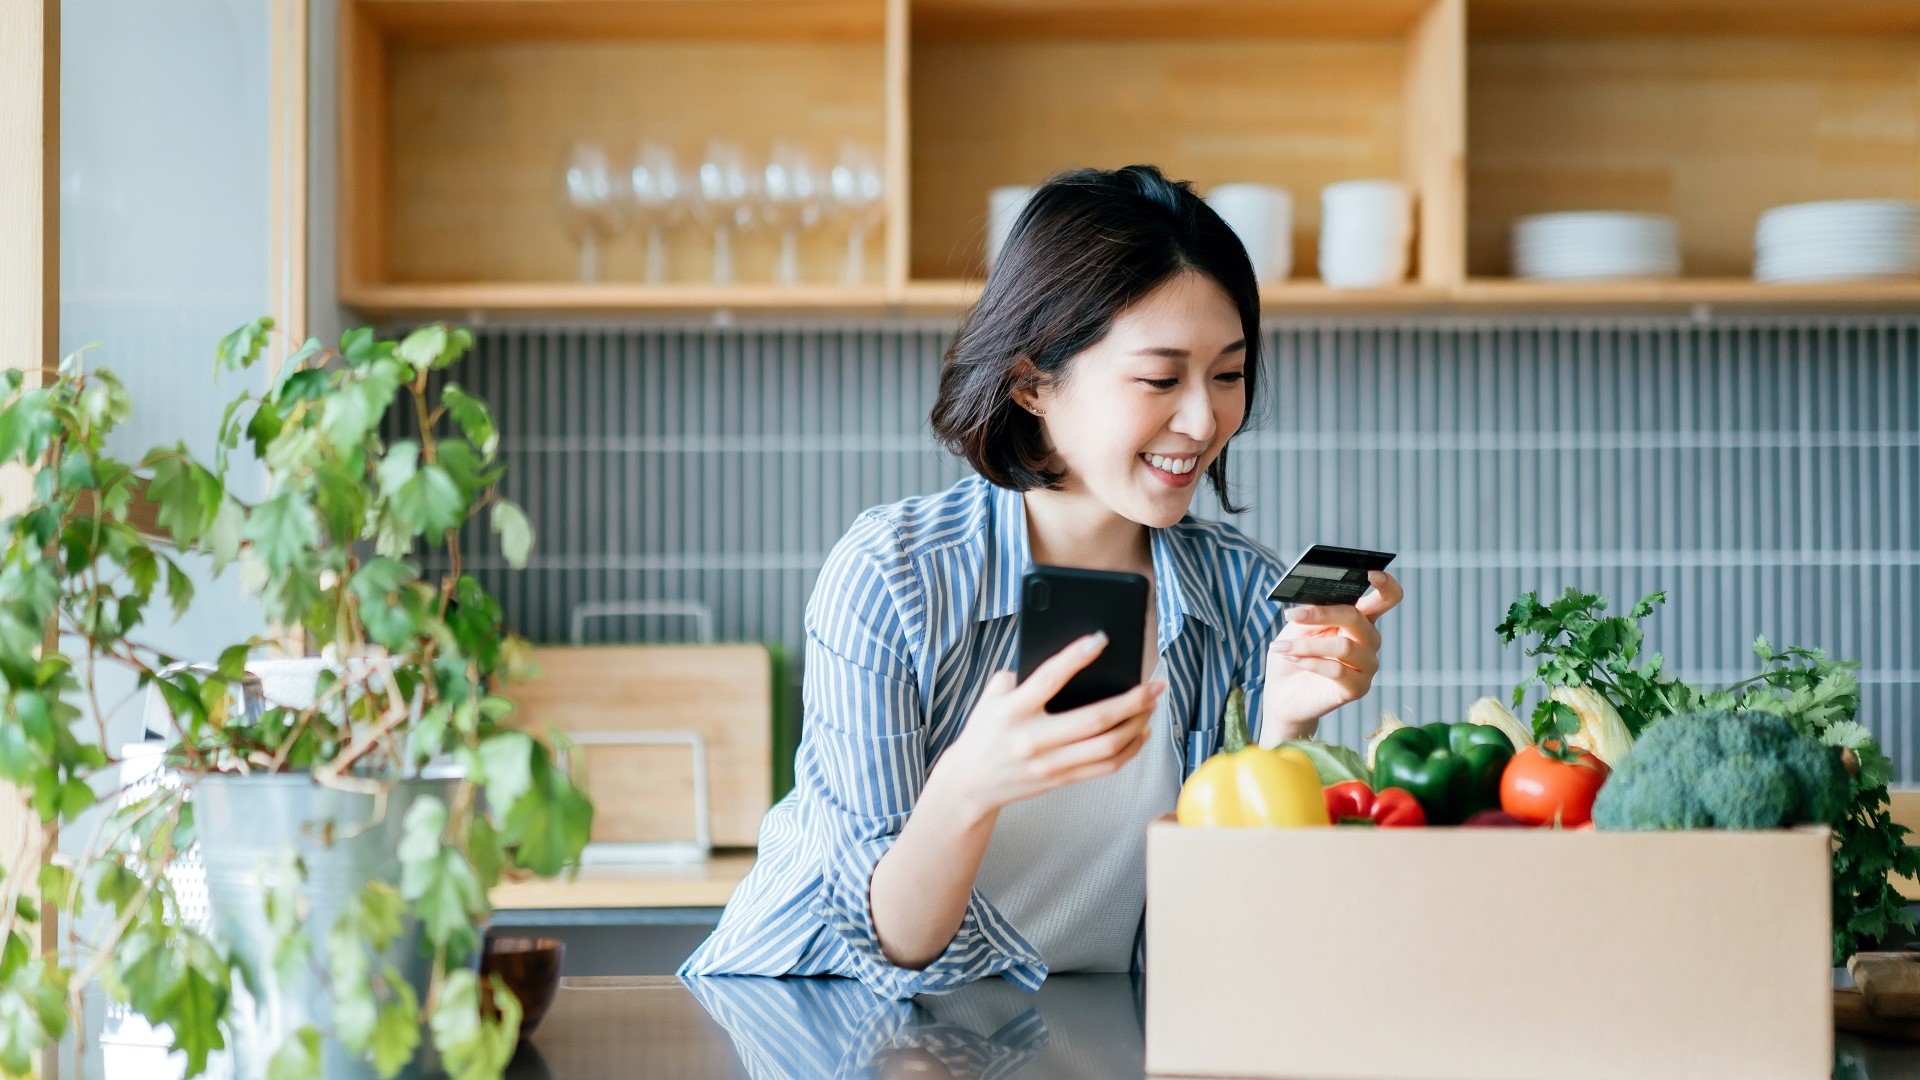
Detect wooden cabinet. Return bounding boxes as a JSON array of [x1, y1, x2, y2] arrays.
[[339, 0, 1920, 315]]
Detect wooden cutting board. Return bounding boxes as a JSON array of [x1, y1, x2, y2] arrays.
[[504, 644, 772, 847]]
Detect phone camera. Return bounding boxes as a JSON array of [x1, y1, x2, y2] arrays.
[[1026, 579, 1051, 610]]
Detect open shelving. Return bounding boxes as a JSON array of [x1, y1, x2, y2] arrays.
[[339, 0, 1920, 316]]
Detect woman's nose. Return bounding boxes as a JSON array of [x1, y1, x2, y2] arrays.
[[1170, 387, 1216, 442]]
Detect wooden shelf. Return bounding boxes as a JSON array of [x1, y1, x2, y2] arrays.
[[338, 0, 1920, 318], [344, 277, 1920, 316], [1470, 0, 1920, 36], [909, 0, 1463, 284], [357, 0, 888, 45], [913, 0, 1433, 40], [1468, 28, 1920, 281], [1455, 278, 1920, 310], [491, 853, 756, 911], [344, 282, 898, 315]]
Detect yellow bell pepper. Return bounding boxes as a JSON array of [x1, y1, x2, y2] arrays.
[[1175, 688, 1331, 828]]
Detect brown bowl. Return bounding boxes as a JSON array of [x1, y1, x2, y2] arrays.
[[482, 935, 565, 1039]]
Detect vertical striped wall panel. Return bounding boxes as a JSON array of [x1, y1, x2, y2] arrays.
[[410, 317, 1920, 779]]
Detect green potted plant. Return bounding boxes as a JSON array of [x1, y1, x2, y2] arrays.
[[0, 318, 592, 1079]]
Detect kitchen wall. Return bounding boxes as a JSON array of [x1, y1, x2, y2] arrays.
[[60, 0, 275, 759], [404, 315, 1920, 778]]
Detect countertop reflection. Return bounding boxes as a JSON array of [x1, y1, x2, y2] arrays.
[[509, 974, 1144, 1080]]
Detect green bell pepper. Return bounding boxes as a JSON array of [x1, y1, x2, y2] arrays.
[[1371, 722, 1515, 825]]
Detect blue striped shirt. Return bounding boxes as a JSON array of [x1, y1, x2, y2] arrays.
[[679, 474, 1289, 998]]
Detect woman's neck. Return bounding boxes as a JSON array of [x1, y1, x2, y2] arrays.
[[1022, 488, 1152, 575]]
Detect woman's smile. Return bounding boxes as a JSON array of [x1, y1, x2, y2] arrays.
[[1140, 451, 1203, 487]]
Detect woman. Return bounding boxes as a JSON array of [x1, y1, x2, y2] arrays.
[[681, 165, 1402, 998]]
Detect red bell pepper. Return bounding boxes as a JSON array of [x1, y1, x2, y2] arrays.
[[1370, 786, 1426, 827], [1323, 780, 1375, 822]]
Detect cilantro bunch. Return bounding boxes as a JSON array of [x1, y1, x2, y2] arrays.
[[1498, 587, 1920, 963]]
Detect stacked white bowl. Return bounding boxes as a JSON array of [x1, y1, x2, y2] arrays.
[[1512, 212, 1679, 280], [1318, 180, 1411, 288], [1753, 199, 1920, 282], [1206, 183, 1293, 284]]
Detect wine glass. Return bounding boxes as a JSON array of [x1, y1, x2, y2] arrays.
[[827, 141, 885, 285], [629, 141, 689, 285], [762, 142, 825, 286], [693, 140, 759, 286], [559, 142, 627, 283]]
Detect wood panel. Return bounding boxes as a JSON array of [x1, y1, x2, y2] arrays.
[[914, 0, 1430, 40], [1472, 0, 1920, 37], [491, 853, 754, 909], [505, 645, 773, 848], [271, 0, 309, 342], [1468, 35, 1920, 277], [911, 37, 1409, 281], [0, 5, 58, 1077], [340, 0, 391, 294], [382, 39, 887, 286], [1405, 0, 1465, 285], [361, 0, 886, 46]]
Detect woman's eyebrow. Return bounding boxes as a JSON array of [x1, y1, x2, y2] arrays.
[[1130, 340, 1248, 360]]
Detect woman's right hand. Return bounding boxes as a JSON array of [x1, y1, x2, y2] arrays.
[[930, 632, 1166, 819]]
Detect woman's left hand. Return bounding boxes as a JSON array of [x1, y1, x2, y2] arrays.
[[1260, 571, 1403, 744]]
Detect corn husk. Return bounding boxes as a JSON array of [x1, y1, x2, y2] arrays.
[[1365, 713, 1408, 770], [1550, 684, 1634, 766], [1467, 696, 1533, 750]]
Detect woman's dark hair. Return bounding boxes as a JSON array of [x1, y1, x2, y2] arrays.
[[929, 164, 1261, 513]]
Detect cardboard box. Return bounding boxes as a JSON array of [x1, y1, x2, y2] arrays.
[[1144, 821, 1831, 1080]]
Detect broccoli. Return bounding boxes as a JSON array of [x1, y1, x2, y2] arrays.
[[1591, 710, 1849, 831]]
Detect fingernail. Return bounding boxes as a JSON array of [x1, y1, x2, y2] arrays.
[[1272, 640, 1297, 654], [1148, 679, 1168, 696], [1082, 631, 1108, 654]]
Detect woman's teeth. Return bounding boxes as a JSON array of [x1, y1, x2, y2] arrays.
[[1145, 454, 1197, 475]]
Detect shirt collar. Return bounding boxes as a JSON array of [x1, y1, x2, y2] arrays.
[[979, 481, 1221, 652]]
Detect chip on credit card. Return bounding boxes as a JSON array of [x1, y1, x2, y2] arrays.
[[1267, 544, 1396, 607]]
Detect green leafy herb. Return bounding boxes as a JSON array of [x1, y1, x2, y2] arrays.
[[1498, 587, 1920, 962]]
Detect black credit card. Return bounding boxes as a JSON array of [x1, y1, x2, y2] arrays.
[[1267, 544, 1396, 607]]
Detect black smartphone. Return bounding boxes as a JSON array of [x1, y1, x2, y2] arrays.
[[1267, 544, 1396, 607], [1015, 564, 1150, 713]]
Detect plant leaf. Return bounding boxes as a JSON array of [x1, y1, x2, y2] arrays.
[[267, 1026, 322, 1080], [490, 501, 532, 570], [440, 385, 498, 459]]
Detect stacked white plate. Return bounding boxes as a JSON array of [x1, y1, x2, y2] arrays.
[[1753, 199, 1920, 282], [1512, 212, 1680, 280]]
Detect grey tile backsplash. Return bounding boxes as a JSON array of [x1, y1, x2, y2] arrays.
[[401, 316, 1920, 778]]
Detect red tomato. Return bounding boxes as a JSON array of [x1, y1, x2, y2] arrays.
[[1499, 741, 1610, 827]]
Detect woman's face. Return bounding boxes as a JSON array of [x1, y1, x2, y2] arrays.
[[1024, 271, 1249, 529]]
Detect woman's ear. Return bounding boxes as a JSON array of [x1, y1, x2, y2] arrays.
[[1009, 356, 1045, 416]]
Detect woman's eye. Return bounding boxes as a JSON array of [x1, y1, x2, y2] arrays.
[[1215, 371, 1247, 385], [1140, 378, 1179, 390]]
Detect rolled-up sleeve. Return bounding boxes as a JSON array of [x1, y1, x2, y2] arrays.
[[803, 514, 1045, 998]]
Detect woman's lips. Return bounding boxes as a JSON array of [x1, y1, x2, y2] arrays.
[[1141, 454, 1201, 488]]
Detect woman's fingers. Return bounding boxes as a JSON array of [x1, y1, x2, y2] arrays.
[[1354, 571, 1403, 623], [1276, 653, 1372, 693], [1011, 631, 1108, 711], [1027, 679, 1165, 752], [1040, 709, 1153, 779], [1283, 603, 1381, 652], [1273, 633, 1378, 675]]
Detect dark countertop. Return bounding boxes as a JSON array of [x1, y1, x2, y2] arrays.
[[505, 974, 1920, 1080], [48, 973, 1920, 1077]]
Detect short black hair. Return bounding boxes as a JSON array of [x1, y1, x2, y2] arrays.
[[928, 164, 1261, 513]]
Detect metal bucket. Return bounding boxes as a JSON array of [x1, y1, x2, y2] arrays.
[[195, 774, 457, 1080]]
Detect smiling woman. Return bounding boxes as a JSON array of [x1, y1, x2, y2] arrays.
[[679, 165, 1403, 999]]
